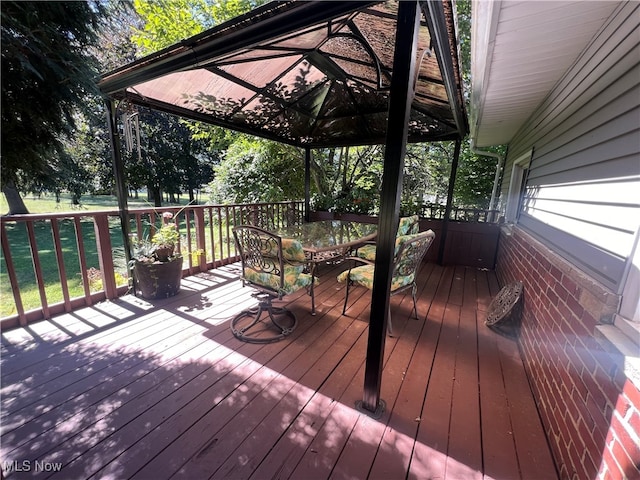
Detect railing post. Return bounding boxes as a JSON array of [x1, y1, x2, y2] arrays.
[[93, 213, 118, 299], [194, 208, 207, 272], [74, 216, 93, 305], [50, 219, 72, 312], [1, 221, 26, 325], [26, 221, 50, 319]]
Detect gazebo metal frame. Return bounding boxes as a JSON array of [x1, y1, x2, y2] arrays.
[[99, 0, 468, 416]]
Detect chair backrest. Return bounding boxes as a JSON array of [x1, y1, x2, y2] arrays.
[[233, 225, 285, 292], [397, 215, 420, 236], [233, 225, 307, 297], [392, 230, 436, 285]]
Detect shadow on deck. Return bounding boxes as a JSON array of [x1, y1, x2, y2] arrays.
[[0, 262, 558, 479]]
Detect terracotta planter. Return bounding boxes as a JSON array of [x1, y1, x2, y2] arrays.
[[133, 256, 183, 299]]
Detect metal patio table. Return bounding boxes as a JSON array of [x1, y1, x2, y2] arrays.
[[272, 220, 378, 313]]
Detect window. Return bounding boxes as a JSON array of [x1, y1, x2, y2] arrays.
[[504, 151, 531, 223]]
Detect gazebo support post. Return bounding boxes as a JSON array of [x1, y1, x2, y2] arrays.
[[437, 138, 462, 264], [360, 0, 420, 416], [105, 100, 133, 274]]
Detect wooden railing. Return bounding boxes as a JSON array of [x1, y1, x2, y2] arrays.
[[419, 203, 500, 223], [0, 201, 304, 328]]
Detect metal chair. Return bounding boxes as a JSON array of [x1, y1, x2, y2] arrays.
[[355, 214, 420, 262], [231, 225, 315, 343], [338, 229, 435, 336]]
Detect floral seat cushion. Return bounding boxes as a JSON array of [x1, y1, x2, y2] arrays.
[[245, 263, 314, 295], [246, 236, 314, 296], [337, 263, 415, 292], [356, 244, 378, 262], [338, 233, 426, 291], [260, 238, 306, 262], [397, 215, 420, 236], [356, 215, 419, 262]]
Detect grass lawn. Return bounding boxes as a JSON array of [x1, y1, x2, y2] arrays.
[[0, 192, 191, 214]]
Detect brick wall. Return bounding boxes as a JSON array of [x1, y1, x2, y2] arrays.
[[496, 226, 640, 479]]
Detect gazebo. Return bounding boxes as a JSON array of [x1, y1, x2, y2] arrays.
[[99, 0, 468, 416]]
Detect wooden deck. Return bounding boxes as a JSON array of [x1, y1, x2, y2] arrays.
[[0, 261, 558, 480]]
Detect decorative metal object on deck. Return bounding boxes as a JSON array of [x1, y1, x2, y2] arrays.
[[486, 281, 523, 328], [231, 225, 314, 344], [230, 292, 298, 344]]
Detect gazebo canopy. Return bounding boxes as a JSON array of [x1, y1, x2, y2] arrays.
[[99, 0, 468, 147]]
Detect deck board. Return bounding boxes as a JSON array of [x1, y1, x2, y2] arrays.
[[0, 262, 558, 480]]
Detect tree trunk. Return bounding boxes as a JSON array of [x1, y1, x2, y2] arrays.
[[2, 180, 29, 214], [341, 146, 349, 190], [149, 186, 162, 207]]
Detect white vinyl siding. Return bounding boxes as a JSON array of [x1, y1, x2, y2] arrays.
[[523, 180, 639, 258], [504, 2, 640, 291]]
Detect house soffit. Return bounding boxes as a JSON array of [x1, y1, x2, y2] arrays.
[[470, 1, 619, 147]]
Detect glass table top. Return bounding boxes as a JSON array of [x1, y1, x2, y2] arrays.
[[273, 220, 377, 253]]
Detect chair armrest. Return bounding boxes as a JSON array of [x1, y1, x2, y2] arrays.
[[342, 256, 374, 266], [349, 239, 376, 257]]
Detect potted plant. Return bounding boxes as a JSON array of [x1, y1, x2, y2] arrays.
[[151, 213, 181, 261], [130, 212, 183, 299]]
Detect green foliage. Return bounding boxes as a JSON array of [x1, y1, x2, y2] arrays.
[[130, 208, 184, 264], [455, 0, 472, 97], [97, 4, 143, 73], [0, 1, 137, 212], [1, 1, 107, 188], [403, 143, 452, 211], [310, 143, 457, 216], [310, 146, 382, 214], [132, 0, 265, 55], [151, 223, 180, 248], [453, 141, 502, 209], [129, 0, 270, 204], [132, 0, 210, 54], [123, 108, 211, 205], [68, 101, 115, 196], [208, 137, 305, 203]]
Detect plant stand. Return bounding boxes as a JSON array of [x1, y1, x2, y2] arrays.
[[133, 257, 183, 300]]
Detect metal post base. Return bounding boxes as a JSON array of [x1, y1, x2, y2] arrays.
[[355, 399, 386, 419], [230, 293, 298, 344]]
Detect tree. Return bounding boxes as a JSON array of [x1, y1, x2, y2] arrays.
[[131, 0, 306, 206], [404, 142, 452, 211], [124, 108, 211, 206], [208, 137, 305, 204], [453, 0, 505, 210], [75, 3, 143, 198], [132, 0, 264, 54], [310, 145, 383, 214], [1, 1, 108, 213]]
